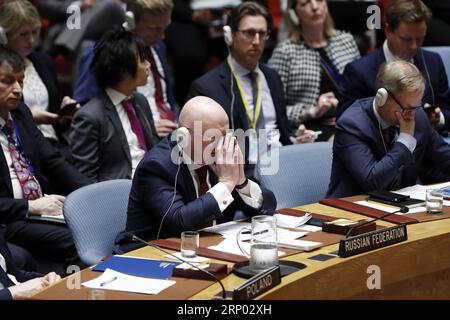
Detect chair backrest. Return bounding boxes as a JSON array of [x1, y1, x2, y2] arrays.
[[63, 179, 132, 265], [256, 142, 333, 209], [423, 46, 450, 87]]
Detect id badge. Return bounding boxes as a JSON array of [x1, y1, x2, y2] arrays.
[[248, 130, 258, 164]]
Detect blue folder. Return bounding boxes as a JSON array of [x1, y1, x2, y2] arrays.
[[92, 255, 180, 279]]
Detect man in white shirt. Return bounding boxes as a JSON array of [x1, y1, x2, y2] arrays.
[[115, 96, 276, 253]]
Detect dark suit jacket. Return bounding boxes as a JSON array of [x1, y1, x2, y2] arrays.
[[0, 234, 41, 300], [74, 41, 175, 108], [337, 48, 450, 128], [70, 91, 159, 182], [115, 137, 277, 253], [327, 97, 450, 198], [0, 103, 91, 224], [189, 61, 292, 146]]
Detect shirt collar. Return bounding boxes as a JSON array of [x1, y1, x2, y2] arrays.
[[0, 113, 12, 129], [105, 87, 130, 107], [372, 99, 391, 130], [383, 40, 414, 63], [230, 55, 260, 78]]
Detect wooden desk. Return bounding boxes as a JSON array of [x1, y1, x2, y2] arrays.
[[33, 202, 450, 300]]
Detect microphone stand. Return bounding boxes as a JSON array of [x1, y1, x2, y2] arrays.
[[346, 206, 409, 238]]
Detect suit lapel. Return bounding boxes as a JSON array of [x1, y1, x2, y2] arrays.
[[365, 100, 389, 155], [103, 92, 132, 165]]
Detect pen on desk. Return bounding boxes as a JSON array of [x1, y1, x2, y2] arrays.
[[242, 229, 269, 236], [100, 276, 117, 287]]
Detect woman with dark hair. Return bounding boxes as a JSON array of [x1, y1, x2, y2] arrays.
[[269, 0, 360, 141], [70, 28, 159, 182]]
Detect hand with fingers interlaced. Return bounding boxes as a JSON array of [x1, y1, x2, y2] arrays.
[[209, 133, 241, 193]]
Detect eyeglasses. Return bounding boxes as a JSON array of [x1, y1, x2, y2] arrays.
[[237, 29, 270, 41], [388, 90, 422, 113]]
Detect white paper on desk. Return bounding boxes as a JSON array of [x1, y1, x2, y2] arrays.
[[278, 239, 321, 251], [395, 182, 450, 206], [277, 229, 308, 241], [297, 225, 322, 232], [239, 228, 308, 242], [82, 268, 176, 295], [203, 221, 251, 238], [274, 213, 311, 228], [208, 238, 286, 257], [354, 200, 426, 214]]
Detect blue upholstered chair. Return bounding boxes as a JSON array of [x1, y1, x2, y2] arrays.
[[256, 142, 333, 209], [424, 46, 450, 87], [63, 179, 132, 265]]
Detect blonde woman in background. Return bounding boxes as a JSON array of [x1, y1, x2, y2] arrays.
[[269, 0, 360, 141], [0, 0, 77, 158]]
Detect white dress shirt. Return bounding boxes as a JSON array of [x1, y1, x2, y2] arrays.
[[23, 63, 59, 140], [0, 253, 19, 290], [0, 116, 24, 199], [105, 88, 146, 177], [229, 56, 282, 149]]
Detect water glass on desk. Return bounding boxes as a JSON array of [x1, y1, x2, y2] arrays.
[[249, 215, 278, 273], [426, 189, 443, 214], [181, 231, 199, 258]]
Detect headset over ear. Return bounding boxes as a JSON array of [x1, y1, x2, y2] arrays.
[[288, 0, 300, 27], [176, 127, 190, 150], [223, 25, 233, 46], [375, 88, 389, 108], [0, 26, 8, 45], [122, 11, 136, 31]]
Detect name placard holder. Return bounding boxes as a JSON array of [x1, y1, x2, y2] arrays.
[[338, 225, 408, 258], [232, 266, 281, 300]]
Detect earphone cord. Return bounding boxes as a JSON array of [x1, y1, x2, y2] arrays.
[[228, 52, 236, 130], [156, 149, 182, 240], [378, 120, 388, 155]]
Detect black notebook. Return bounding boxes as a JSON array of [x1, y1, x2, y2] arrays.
[[366, 195, 425, 209]]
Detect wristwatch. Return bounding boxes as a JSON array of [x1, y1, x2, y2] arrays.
[[235, 178, 249, 190]]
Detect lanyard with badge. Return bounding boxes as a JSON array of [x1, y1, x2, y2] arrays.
[[227, 57, 262, 163]]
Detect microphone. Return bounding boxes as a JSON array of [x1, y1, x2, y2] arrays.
[[128, 234, 227, 299], [346, 206, 409, 238]]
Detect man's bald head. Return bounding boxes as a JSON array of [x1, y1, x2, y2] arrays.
[[178, 96, 229, 165], [179, 96, 229, 131]]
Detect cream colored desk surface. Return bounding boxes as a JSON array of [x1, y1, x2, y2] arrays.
[[34, 202, 450, 300]]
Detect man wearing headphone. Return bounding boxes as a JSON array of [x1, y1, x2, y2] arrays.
[[189, 2, 316, 177], [327, 60, 450, 198], [115, 96, 276, 253], [337, 0, 450, 132]]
